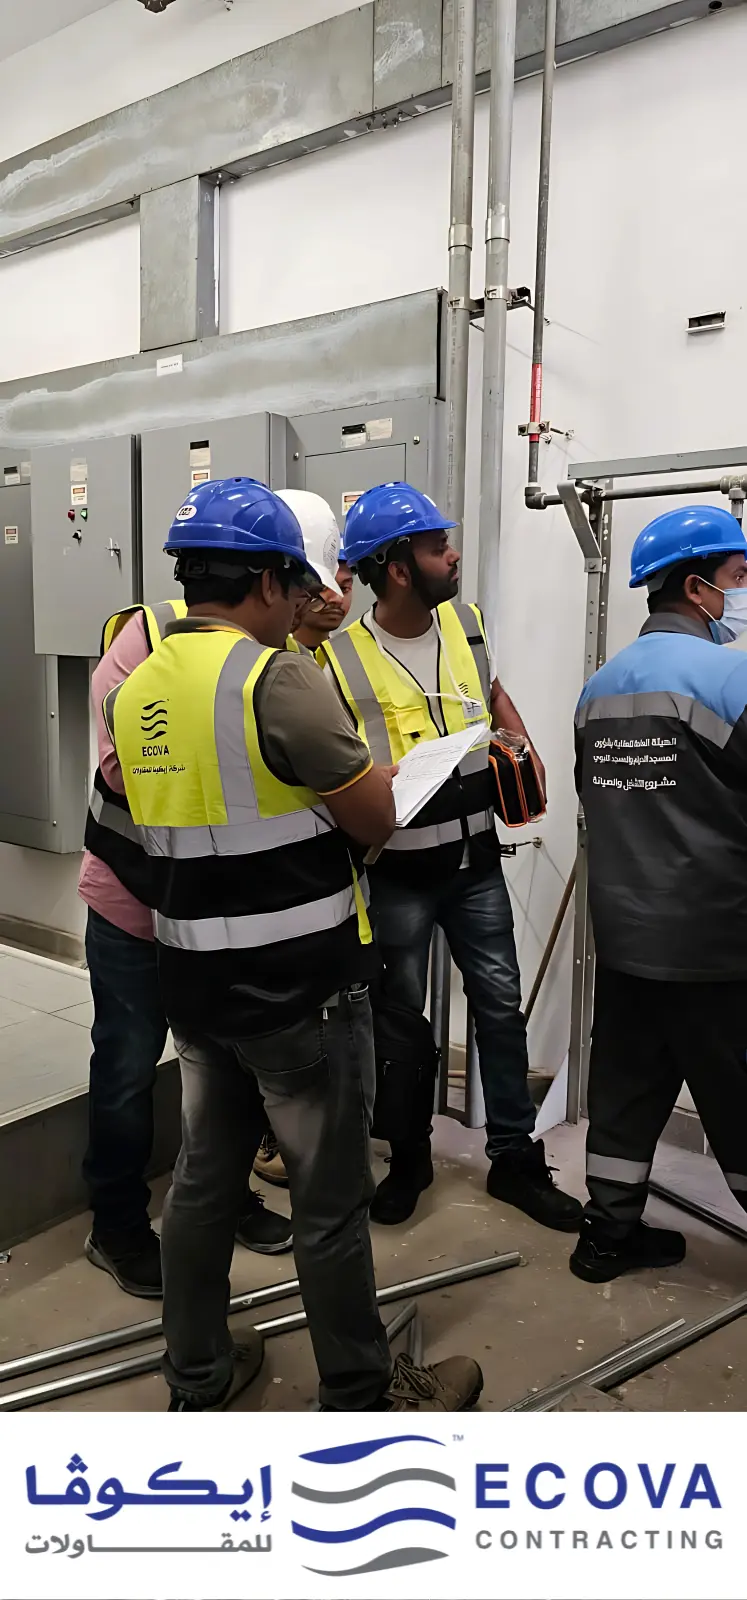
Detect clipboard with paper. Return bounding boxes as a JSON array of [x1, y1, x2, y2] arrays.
[[391, 722, 490, 827]]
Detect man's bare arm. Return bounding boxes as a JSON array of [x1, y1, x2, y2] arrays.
[[321, 763, 397, 848]]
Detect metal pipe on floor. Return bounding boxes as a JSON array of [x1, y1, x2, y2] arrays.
[[384, 1300, 419, 1347], [504, 1316, 687, 1411], [478, 0, 517, 660], [592, 1288, 747, 1391], [432, 0, 478, 1097], [648, 1179, 747, 1244], [526, 0, 557, 497], [0, 1252, 521, 1411], [0, 1275, 302, 1384]]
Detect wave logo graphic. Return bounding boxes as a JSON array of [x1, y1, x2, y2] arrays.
[[140, 700, 168, 738], [291, 1434, 456, 1577]]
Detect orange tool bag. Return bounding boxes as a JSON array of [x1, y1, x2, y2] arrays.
[[489, 728, 547, 828]]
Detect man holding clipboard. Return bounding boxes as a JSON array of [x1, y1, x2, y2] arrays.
[[321, 482, 582, 1232]]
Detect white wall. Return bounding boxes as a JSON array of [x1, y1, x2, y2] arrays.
[[0, 0, 365, 158], [0, 0, 742, 1066], [0, 218, 140, 384]]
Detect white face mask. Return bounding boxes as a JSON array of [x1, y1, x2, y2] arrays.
[[698, 581, 747, 644]]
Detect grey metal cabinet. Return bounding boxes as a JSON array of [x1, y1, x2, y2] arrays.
[[288, 398, 446, 623], [0, 456, 88, 851], [140, 413, 288, 602], [31, 435, 138, 658]]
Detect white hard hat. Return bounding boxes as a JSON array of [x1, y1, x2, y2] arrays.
[[276, 489, 342, 595]]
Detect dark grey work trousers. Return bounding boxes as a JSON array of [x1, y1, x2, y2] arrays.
[[161, 987, 392, 1409], [586, 965, 747, 1238]]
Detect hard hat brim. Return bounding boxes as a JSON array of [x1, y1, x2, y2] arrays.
[[306, 558, 343, 597], [164, 533, 319, 585]]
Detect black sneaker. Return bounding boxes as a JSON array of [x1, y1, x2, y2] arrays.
[[85, 1225, 162, 1299], [168, 1334, 264, 1411], [487, 1138, 583, 1233], [570, 1219, 686, 1283], [369, 1140, 434, 1226], [235, 1189, 293, 1255]]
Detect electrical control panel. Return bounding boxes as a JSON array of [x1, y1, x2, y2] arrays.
[[0, 453, 88, 851], [286, 398, 446, 623], [31, 436, 139, 657], [140, 413, 288, 602]]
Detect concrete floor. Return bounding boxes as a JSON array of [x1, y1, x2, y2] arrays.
[[1, 1117, 746, 1414], [0, 943, 176, 1124]]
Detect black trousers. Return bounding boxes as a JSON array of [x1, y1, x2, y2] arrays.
[[586, 965, 747, 1238]]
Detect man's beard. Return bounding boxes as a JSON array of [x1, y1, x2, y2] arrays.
[[409, 556, 459, 609]]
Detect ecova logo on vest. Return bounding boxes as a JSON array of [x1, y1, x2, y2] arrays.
[[140, 699, 169, 756], [290, 1434, 457, 1577]]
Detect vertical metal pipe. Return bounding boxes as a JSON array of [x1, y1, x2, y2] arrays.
[[566, 492, 611, 1123], [478, 0, 517, 663], [464, 1012, 486, 1128], [446, 0, 477, 554], [431, 931, 452, 1115], [433, 0, 478, 1100], [527, 0, 557, 492]]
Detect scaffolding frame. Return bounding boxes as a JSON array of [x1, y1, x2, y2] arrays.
[[549, 445, 747, 1125]]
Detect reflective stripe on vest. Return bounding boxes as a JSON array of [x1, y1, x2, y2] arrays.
[[85, 598, 189, 901], [323, 600, 493, 852], [381, 809, 494, 852], [105, 627, 371, 954], [88, 781, 141, 846], [155, 885, 364, 952]]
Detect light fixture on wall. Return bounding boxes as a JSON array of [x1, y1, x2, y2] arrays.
[[136, 0, 178, 13]]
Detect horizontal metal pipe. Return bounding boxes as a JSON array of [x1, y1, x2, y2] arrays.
[[504, 1317, 686, 1411], [648, 1180, 747, 1245], [595, 1289, 747, 1392], [0, 1253, 520, 1412], [0, 1276, 302, 1384], [598, 479, 723, 502]]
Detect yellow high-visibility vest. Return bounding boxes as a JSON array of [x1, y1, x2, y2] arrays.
[[86, 597, 188, 903], [323, 600, 494, 866], [104, 624, 371, 1023], [100, 599, 188, 658]]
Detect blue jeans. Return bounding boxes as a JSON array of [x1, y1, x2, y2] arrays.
[[370, 864, 536, 1159], [83, 909, 168, 1236]]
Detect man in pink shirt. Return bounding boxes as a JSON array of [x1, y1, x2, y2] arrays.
[[80, 607, 293, 1298]]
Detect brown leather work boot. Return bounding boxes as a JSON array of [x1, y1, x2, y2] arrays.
[[253, 1131, 288, 1187], [375, 1351, 483, 1412]]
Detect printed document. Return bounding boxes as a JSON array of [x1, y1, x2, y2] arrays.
[[391, 723, 489, 827]]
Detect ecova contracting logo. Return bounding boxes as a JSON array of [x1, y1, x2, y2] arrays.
[[290, 1434, 457, 1578], [140, 700, 168, 739]]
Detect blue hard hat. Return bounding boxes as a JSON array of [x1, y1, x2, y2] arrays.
[[165, 477, 314, 574], [342, 481, 457, 568], [629, 504, 747, 589]]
